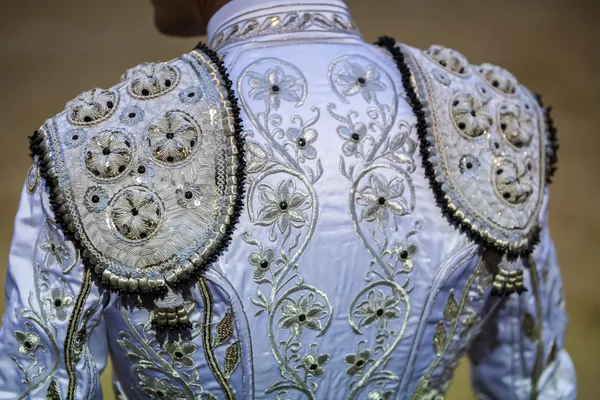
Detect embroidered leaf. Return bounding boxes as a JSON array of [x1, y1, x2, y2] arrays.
[[546, 340, 558, 366], [254, 308, 265, 317], [246, 141, 268, 173], [433, 322, 447, 356], [117, 336, 149, 363], [315, 159, 324, 182], [249, 296, 266, 309], [46, 379, 60, 400], [305, 166, 315, 183], [339, 156, 348, 179], [214, 308, 234, 347], [224, 341, 240, 378], [256, 289, 267, 304], [443, 290, 459, 322], [523, 312, 538, 341]]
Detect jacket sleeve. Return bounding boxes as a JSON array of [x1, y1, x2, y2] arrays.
[[0, 168, 110, 399], [467, 191, 576, 400]]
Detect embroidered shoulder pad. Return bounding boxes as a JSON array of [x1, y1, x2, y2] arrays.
[[376, 37, 558, 256], [29, 44, 245, 294]]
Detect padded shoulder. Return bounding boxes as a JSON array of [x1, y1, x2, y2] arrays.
[[376, 37, 557, 257], [29, 44, 245, 295]]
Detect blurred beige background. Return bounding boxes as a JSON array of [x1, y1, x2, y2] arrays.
[[0, 0, 598, 398]]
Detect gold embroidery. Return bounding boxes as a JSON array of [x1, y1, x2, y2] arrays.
[[523, 312, 538, 341], [215, 308, 234, 347], [443, 290, 458, 323], [199, 277, 236, 400], [46, 380, 61, 400], [64, 267, 92, 400], [433, 322, 447, 356], [224, 341, 241, 378]]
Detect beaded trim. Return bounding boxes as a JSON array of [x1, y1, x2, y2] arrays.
[[375, 36, 543, 257], [536, 94, 559, 184], [29, 43, 246, 296]]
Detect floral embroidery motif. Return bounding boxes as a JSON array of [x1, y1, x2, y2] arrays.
[[64, 128, 86, 149], [83, 186, 110, 213], [109, 186, 164, 242], [128, 63, 180, 99], [247, 66, 303, 110], [119, 105, 145, 126], [146, 110, 201, 166], [356, 174, 410, 228], [425, 45, 469, 75], [459, 154, 480, 177], [67, 88, 118, 125], [329, 53, 419, 398], [84, 130, 134, 180], [49, 284, 74, 321], [451, 93, 493, 138], [15, 329, 44, 357], [179, 86, 204, 104], [239, 58, 332, 398], [498, 101, 534, 148], [334, 61, 386, 102], [175, 182, 203, 208], [256, 179, 310, 237], [138, 372, 186, 399], [493, 158, 533, 204], [164, 341, 197, 368]]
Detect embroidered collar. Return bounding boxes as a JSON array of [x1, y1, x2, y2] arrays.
[[207, 0, 360, 50]]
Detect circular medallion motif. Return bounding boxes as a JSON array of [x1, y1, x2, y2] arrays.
[[128, 63, 180, 99], [109, 186, 164, 243], [84, 186, 109, 213], [451, 93, 492, 138], [493, 158, 533, 205], [146, 110, 200, 166], [498, 101, 534, 148], [67, 89, 118, 125], [84, 130, 134, 181], [478, 64, 518, 95], [425, 45, 470, 75]]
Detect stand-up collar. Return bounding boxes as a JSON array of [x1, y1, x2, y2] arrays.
[[207, 0, 360, 51]]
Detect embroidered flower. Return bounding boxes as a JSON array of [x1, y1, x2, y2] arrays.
[[40, 231, 70, 268], [357, 174, 408, 227], [286, 125, 318, 162], [493, 158, 533, 205], [83, 186, 110, 213], [247, 66, 302, 110], [338, 121, 367, 157], [498, 102, 534, 148], [249, 248, 276, 282], [336, 61, 386, 102], [67, 88, 117, 125], [84, 130, 133, 180], [164, 341, 197, 368], [179, 86, 203, 104], [344, 349, 372, 376], [64, 128, 86, 149], [147, 110, 200, 165], [278, 293, 326, 337], [302, 353, 330, 377], [15, 330, 43, 357], [110, 187, 163, 242], [390, 241, 418, 271], [50, 285, 74, 321], [459, 154, 481, 177], [451, 93, 492, 138], [129, 160, 155, 183], [368, 390, 393, 400], [119, 105, 145, 126], [138, 373, 185, 399], [256, 180, 309, 234], [129, 63, 179, 98], [354, 290, 401, 331], [175, 182, 203, 208]]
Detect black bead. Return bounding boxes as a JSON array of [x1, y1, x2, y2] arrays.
[[72, 134, 79, 140], [470, 110, 476, 117], [165, 79, 171, 87], [378, 197, 386, 205], [54, 299, 62, 307], [141, 89, 150, 96], [137, 166, 146, 174], [184, 191, 193, 199], [466, 162, 473, 169], [453, 100, 459, 107], [501, 123, 507, 131], [458, 123, 466, 130], [279, 201, 288, 211], [102, 148, 111, 156], [131, 208, 139, 216], [128, 112, 136, 118], [297, 138, 306, 147], [376, 308, 384, 316], [84, 116, 92, 123], [400, 250, 409, 260], [118, 165, 126, 173], [271, 85, 280, 93], [166, 132, 175, 140], [167, 156, 174, 162], [260, 260, 269, 269], [357, 77, 366, 85], [439, 60, 447, 67], [190, 140, 195, 147], [91, 195, 100, 203], [188, 92, 195, 97], [298, 314, 306, 322], [503, 192, 510, 199], [106, 101, 114, 109], [125, 140, 131, 147], [351, 133, 360, 142], [492, 80, 499, 87]]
